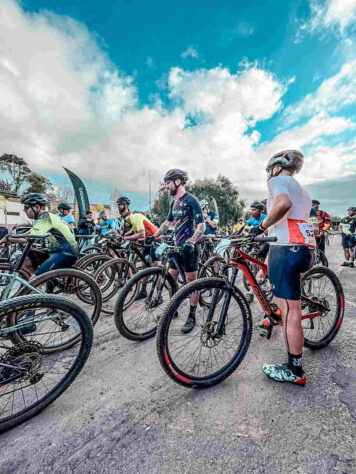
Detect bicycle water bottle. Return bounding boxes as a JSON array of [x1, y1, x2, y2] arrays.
[[257, 276, 279, 313]]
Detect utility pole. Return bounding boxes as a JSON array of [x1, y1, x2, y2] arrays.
[[149, 171, 152, 213]]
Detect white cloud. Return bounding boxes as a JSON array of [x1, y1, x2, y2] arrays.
[[180, 47, 198, 59], [296, 0, 356, 42], [283, 60, 356, 126], [0, 0, 355, 207]]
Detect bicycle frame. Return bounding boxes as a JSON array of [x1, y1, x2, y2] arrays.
[[0, 271, 43, 302], [229, 249, 325, 321]]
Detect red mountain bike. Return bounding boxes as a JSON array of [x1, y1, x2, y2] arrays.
[[156, 235, 344, 388]]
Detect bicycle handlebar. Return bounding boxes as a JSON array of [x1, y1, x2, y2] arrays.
[[254, 236, 278, 243]]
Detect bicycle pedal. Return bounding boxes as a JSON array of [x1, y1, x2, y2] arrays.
[[259, 322, 272, 339]]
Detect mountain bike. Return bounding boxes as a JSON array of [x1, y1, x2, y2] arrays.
[[156, 236, 344, 388], [0, 294, 93, 432]]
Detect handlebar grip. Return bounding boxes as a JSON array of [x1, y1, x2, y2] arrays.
[[254, 236, 278, 243]]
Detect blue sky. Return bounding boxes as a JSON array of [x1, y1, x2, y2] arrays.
[[1, 0, 355, 215]]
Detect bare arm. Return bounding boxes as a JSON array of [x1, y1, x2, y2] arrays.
[[261, 194, 292, 229], [154, 219, 171, 238], [124, 230, 145, 241], [206, 217, 218, 229], [188, 222, 206, 244]]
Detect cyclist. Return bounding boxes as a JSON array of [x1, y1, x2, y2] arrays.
[[200, 200, 219, 236], [257, 150, 315, 385], [57, 203, 75, 231], [124, 212, 161, 299], [115, 196, 132, 232], [339, 206, 356, 267], [154, 169, 205, 333], [243, 201, 267, 234], [0, 194, 78, 277], [77, 210, 95, 235], [233, 217, 245, 233], [311, 200, 331, 254], [99, 210, 115, 236]]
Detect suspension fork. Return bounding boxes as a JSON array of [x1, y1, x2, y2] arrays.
[[147, 267, 167, 299], [206, 267, 239, 338]]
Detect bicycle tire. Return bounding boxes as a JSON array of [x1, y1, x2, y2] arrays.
[[76, 254, 113, 276], [315, 249, 328, 267], [115, 267, 177, 341], [93, 258, 137, 314], [0, 294, 93, 432], [81, 246, 102, 255], [301, 266, 344, 349], [156, 277, 252, 388], [14, 268, 101, 350]]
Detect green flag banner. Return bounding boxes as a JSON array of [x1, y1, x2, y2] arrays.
[[63, 168, 90, 219]]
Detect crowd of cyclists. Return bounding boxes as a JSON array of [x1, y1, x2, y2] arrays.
[[0, 148, 353, 430]]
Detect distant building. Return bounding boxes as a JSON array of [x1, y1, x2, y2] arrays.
[[0, 189, 30, 230]]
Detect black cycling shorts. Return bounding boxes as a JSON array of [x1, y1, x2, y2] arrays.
[[268, 245, 314, 301], [169, 243, 200, 273], [342, 234, 355, 249]]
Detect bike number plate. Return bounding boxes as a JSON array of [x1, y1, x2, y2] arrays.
[[155, 243, 168, 255], [297, 222, 316, 246], [214, 239, 231, 255]]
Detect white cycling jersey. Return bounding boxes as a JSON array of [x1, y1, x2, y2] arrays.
[[267, 175, 316, 249]]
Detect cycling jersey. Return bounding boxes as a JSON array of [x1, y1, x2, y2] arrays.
[[127, 213, 158, 237], [316, 209, 331, 231], [30, 212, 78, 255], [167, 193, 204, 245], [233, 222, 245, 233], [204, 211, 218, 235], [340, 216, 356, 235], [267, 176, 315, 249], [100, 219, 114, 235], [246, 214, 267, 228], [56, 213, 75, 226]]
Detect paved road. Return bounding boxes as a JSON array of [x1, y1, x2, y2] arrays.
[[1, 236, 355, 473]]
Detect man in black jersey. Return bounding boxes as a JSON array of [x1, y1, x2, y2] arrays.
[[154, 169, 205, 333]]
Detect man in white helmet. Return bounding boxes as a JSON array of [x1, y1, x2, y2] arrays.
[[200, 200, 219, 236], [256, 150, 315, 385]]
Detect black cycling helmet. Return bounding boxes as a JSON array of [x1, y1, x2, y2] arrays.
[[312, 199, 320, 205], [163, 169, 188, 184], [347, 206, 356, 211], [21, 193, 48, 206], [57, 202, 72, 211], [117, 196, 131, 206], [266, 150, 304, 174], [250, 201, 264, 210]]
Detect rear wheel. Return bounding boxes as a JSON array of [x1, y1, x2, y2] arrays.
[[15, 269, 102, 350], [94, 258, 137, 314], [0, 294, 93, 432], [114, 267, 177, 341], [156, 277, 252, 388], [301, 266, 344, 349]]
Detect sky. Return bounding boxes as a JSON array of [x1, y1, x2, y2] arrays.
[[0, 0, 355, 215]]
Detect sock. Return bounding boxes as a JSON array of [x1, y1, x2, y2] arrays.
[[189, 305, 197, 317], [287, 352, 303, 376]]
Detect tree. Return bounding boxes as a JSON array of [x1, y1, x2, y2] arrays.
[[0, 154, 31, 195], [93, 202, 105, 213], [152, 175, 245, 226], [187, 175, 244, 226], [152, 189, 171, 223], [26, 173, 53, 194]]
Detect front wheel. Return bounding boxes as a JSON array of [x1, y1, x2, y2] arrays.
[[0, 294, 93, 432], [301, 266, 344, 349], [156, 277, 252, 388]]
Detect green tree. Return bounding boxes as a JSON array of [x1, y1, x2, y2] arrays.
[[187, 175, 244, 226], [0, 154, 31, 195], [152, 189, 171, 223], [25, 173, 53, 194]]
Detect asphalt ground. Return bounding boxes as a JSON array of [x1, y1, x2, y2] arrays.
[[0, 235, 355, 473]]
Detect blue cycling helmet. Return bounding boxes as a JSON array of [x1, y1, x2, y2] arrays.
[[99, 210, 107, 218]]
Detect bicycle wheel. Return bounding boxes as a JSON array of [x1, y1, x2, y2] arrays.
[[15, 269, 102, 349], [156, 277, 252, 388], [0, 294, 93, 432], [198, 256, 232, 307], [93, 258, 137, 314], [301, 266, 344, 349], [81, 246, 102, 255], [114, 267, 177, 341], [315, 249, 328, 267], [76, 254, 112, 275]]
